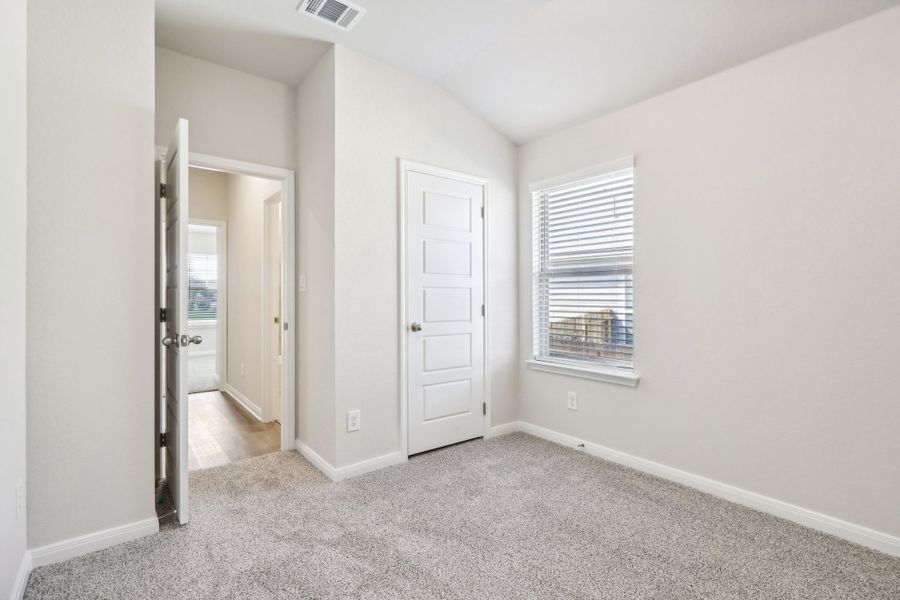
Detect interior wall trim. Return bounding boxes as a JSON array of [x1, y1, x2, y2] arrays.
[[220, 384, 264, 422], [492, 421, 900, 558], [29, 518, 159, 568], [295, 440, 406, 481], [10, 550, 31, 600]]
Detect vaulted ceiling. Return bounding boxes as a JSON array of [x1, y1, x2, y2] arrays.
[[156, 0, 900, 143]]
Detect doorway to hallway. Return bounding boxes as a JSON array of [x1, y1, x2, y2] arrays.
[[188, 391, 280, 470], [181, 167, 286, 471], [155, 124, 296, 524]]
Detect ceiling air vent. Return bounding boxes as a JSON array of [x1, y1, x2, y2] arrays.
[[298, 0, 366, 31]]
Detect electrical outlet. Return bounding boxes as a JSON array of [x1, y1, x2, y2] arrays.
[[347, 409, 361, 432], [567, 391, 578, 411], [16, 480, 25, 520], [240, 362, 245, 377], [299, 274, 307, 292]]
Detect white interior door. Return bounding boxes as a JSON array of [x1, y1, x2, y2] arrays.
[[264, 196, 283, 422], [407, 166, 485, 455], [163, 119, 190, 524]]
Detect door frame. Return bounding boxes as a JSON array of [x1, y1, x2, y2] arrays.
[[398, 159, 491, 458], [157, 148, 297, 452], [188, 218, 228, 390], [261, 191, 283, 422]]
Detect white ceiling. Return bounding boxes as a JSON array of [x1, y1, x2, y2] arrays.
[[155, 0, 547, 84], [156, 0, 900, 143]]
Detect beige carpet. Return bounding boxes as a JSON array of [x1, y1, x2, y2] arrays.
[[24, 433, 900, 599]]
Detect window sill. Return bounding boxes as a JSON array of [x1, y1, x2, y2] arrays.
[[525, 359, 640, 387]]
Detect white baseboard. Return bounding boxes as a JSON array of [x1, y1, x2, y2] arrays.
[[294, 441, 336, 479], [10, 551, 31, 600], [509, 420, 900, 558], [485, 421, 519, 438], [30, 517, 159, 568], [295, 440, 406, 481], [220, 383, 263, 421], [336, 451, 406, 480]]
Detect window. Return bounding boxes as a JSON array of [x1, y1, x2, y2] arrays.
[[532, 159, 634, 372], [187, 252, 218, 321]]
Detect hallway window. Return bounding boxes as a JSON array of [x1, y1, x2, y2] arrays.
[[188, 251, 218, 320], [187, 223, 221, 394]]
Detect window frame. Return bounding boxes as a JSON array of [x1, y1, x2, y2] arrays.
[[529, 156, 640, 386]]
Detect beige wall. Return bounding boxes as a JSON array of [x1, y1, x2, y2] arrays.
[[189, 167, 228, 222], [156, 47, 297, 170], [186, 166, 278, 415], [517, 7, 900, 537], [27, 0, 156, 547], [0, 0, 29, 592], [332, 46, 519, 467], [224, 173, 281, 412], [295, 49, 337, 464]]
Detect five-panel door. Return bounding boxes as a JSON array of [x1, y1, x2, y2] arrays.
[[406, 167, 485, 455]]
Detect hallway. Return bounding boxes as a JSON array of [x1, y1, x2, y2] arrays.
[[188, 391, 280, 471]]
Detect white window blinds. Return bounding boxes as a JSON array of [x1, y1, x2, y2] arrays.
[[533, 160, 634, 369], [188, 253, 218, 321]]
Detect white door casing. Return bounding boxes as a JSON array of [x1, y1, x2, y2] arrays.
[[406, 165, 486, 455], [183, 151, 296, 451], [163, 119, 190, 524]]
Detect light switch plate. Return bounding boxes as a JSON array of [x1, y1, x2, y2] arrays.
[[347, 409, 361, 432]]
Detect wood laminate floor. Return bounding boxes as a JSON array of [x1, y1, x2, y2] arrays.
[[188, 390, 280, 471]]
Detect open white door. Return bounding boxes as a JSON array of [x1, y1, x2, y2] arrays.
[[162, 119, 191, 524]]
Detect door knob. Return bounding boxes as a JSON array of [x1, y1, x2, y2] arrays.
[[410, 322, 423, 332], [161, 336, 177, 347], [189, 335, 203, 345]]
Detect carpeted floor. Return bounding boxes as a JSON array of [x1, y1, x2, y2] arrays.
[[24, 433, 900, 599]]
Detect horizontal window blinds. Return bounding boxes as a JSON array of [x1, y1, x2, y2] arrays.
[[188, 253, 218, 321], [533, 164, 634, 369]]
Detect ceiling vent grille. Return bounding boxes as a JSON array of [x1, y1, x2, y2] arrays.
[[298, 0, 366, 31]]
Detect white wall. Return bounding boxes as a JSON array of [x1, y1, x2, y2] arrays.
[[189, 167, 228, 222], [27, 0, 157, 548], [517, 6, 900, 538], [157, 46, 298, 423], [332, 46, 518, 467], [0, 0, 29, 594], [295, 49, 337, 465], [156, 47, 297, 170], [224, 173, 280, 413]]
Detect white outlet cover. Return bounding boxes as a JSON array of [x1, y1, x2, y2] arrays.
[[347, 409, 361, 432], [16, 480, 25, 519], [567, 391, 578, 411]]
